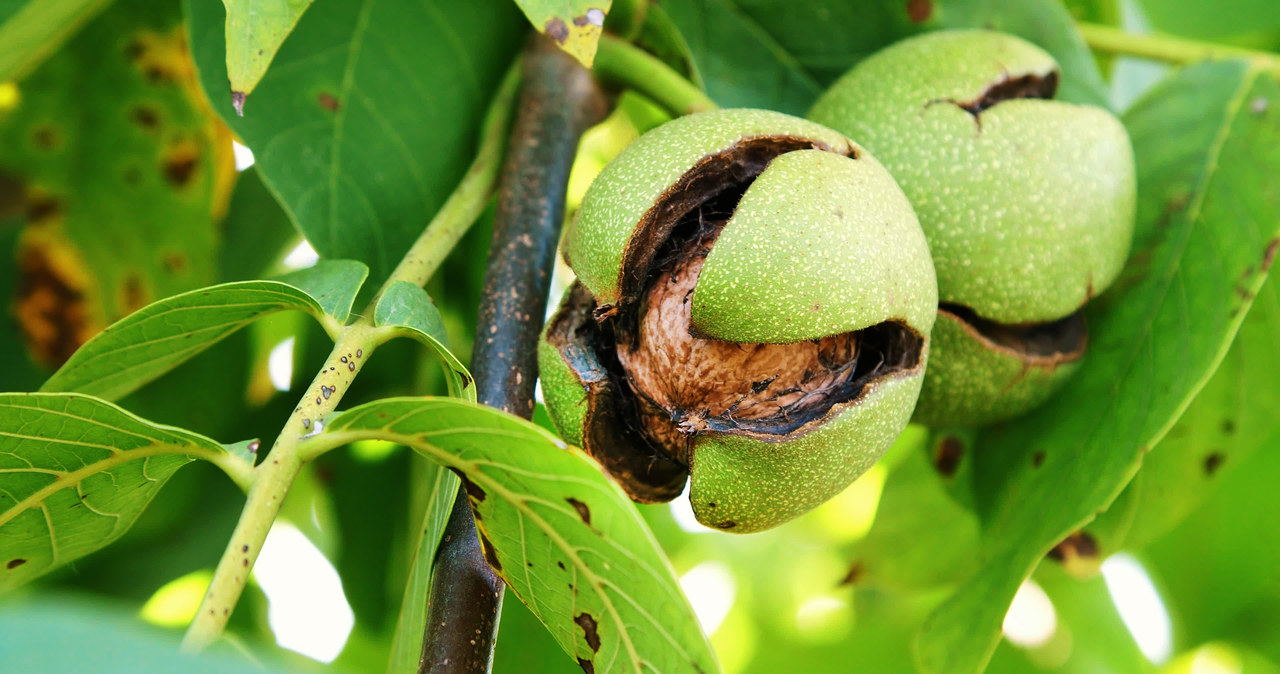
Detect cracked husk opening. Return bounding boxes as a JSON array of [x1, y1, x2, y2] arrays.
[[940, 302, 1087, 366], [957, 70, 1060, 116], [548, 139, 924, 496]]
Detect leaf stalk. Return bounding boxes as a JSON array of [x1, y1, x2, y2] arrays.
[[594, 34, 717, 115], [181, 62, 522, 653], [1077, 22, 1280, 71]]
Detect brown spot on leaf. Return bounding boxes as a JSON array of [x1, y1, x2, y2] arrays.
[[1204, 452, 1225, 476], [566, 497, 591, 526], [575, 613, 601, 652], [15, 237, 93, 366], [578, 658, 595, 674], [1048, 531, 1098, 564], [143, 66, 171, 84], [120, 274, 148, 313], [1263, 238, 1279, 272], [124, 39, 145, 59], [545, 17, 569, 44], [317, 92, 339, 111], [131, 106, 160, 130], [6, 558, 26, 569], [934, 436, 963, 477], [1156, 192, 1191, 229], [906, 0, 934, 22], [452, 471, 487, 503], [163, 253, 187, 273], [839, 562, 864, 586], [573, 14, 590, 26], [1032, 450, 1046, 468], [1222, 419, 1236, 435], [161, 140, 200, 188], [31, 125, 60, 151], [0, 171, 23, 219], [129, 28, 198, 90], [25, 196, 60, 223], [478, 530, 501, 572]]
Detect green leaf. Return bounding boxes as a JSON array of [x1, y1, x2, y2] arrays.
[[0, 0, 232, 366], [987, 565, 1154, 674], [0, 0, 111, 81], [321, 397, 719, 674], [513, 0, 611, 67], [374, 281, 473, 400], [916, 61, 1280, 674], [185, 0, 525, 280], [658, 0, 1107, 117], [1142, 431, 1280, 660], [658, 0, 839, 115], [273, 259, 368, 322], [1138, 0, 1280, 41], [222, 0, 314, 107], [0, 393, 245, 591], [0, 596, 297, 672], [1091, 276, 1280, 552], [387, 460, 459, 674], [0, 224, 44, 392], [844, 430, 980, 591], [41, 260, 368, 401], [217, 166, 299, 282], [1059, 0, 1121, 24]]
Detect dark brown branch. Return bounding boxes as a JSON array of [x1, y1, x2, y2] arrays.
[[419, 37, 607, 674]]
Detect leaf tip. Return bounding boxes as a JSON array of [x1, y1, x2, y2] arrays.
[[231, 91, 246, 117]]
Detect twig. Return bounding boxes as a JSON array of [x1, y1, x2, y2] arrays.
[[181, 61, 521, 654], [418, 35, 607, 674]]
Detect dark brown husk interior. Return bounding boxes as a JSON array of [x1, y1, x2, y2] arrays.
[[939, 302, 1087, 364], [546, 138, 923, 500], [938, 67, 1089, 364], [956, 70, 1060, 116]]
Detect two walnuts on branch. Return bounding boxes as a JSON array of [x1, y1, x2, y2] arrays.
[[539, 30, 1136, 533]]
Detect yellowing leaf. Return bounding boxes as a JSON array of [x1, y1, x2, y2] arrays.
[[515, 0, 611, 67], [221, 0, 315, 113]]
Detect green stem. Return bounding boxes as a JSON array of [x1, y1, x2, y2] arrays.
[[1077, 22, 1280, 71], [594, 35, 717, 115], [182, 324, 381, 652], [181, 63, 522, 653]]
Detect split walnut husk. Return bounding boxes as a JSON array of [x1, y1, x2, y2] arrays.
[[538, 109, 937, 533], [809, 30, 1136, 427]]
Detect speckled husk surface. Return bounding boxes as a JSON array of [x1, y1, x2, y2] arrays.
[[810, 30, 1134, 427], [688, 363, 925, 533], [542, 108, 939, 532], [692, 149, 936, 342], [564, 108, 855, 313], [809, 29, 1135, 324], [911, 309, 1082, 428]]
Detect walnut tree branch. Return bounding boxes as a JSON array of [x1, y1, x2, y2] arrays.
[[418, 35, 607, 674]]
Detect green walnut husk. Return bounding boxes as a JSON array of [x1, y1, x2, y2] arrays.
[[540, 108, 937, 533], [809, 29, 1136, 427]]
